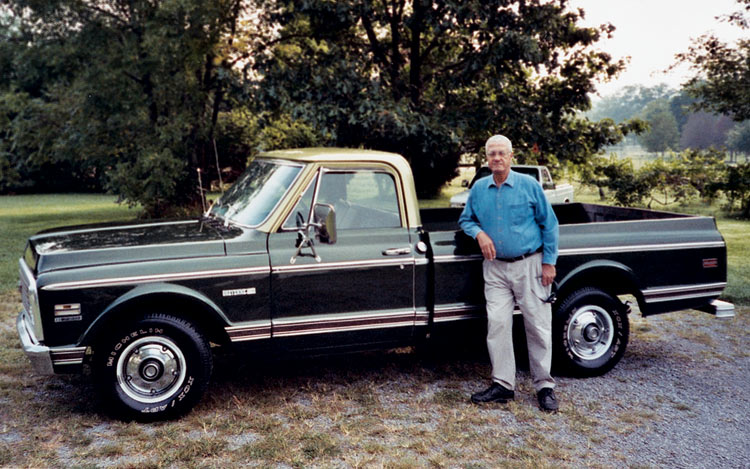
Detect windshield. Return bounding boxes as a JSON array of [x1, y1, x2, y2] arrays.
[[209, 159, 303, 227]]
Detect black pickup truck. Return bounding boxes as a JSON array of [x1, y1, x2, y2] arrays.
[[17, 148, 734, 420]]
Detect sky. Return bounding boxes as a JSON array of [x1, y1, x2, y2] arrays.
[[567, 0, 747, 97]]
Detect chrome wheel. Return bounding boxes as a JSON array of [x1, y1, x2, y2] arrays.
[[566, 304, 614, 361], [115, 336, 187, 404]]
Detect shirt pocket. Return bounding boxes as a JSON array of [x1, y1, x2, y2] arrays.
[[509, 202, 530, 227]]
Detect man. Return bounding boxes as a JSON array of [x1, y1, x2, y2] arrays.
[[458, 134, 560, 412]]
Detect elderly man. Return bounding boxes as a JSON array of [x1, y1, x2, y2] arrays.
[[458, 134, 560, 412]]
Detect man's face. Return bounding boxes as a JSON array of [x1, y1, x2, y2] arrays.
[[486, 142, 512, 178]]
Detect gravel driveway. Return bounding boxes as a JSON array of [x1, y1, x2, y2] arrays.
[[1, 302, 748, 468]]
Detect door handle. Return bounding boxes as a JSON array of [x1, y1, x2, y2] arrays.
[[382, 247, 412, 256]]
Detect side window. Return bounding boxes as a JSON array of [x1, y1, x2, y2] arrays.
[[282, 175, 317, 230], [541, 169, 552, 184], [318, 170, 401, 230]]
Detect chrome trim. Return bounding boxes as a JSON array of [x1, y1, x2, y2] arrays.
[[272, 258, 415, 274], [17, 309, 53, 374], [19, 258, 43, 341], [433, 304, 484, 323], [559, 241, 725, 257], [225, 321, 273, 342], [50, 347, 87, 366], [271, 309, 416, 338], [415, 309, 430, 326], [431, 241, 724, 263], [41, 266, 271, 291], [433, 254, 483, 264], [642, 282, 726, 304]]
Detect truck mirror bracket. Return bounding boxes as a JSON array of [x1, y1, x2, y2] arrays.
[[289, 204, 336, 264]]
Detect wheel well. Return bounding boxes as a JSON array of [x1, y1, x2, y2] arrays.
[[83, 293, 230, 352], [556, 267, 641, 312]]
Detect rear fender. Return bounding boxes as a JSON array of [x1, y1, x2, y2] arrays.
[[557, 260, 642, 309]]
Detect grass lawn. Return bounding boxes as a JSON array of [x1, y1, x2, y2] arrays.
[[0, 194, 142, 291]]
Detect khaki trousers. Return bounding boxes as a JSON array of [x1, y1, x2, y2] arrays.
[[482, 253, 555, 392]]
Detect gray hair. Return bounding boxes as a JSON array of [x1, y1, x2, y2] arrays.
[[485, 135, 513, 155]]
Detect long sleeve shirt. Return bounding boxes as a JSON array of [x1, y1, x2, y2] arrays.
[[458, 170, 559, 265]]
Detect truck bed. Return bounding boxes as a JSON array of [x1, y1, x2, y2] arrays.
[[420, 203, 692, 233], [420, 202, 726, 318]]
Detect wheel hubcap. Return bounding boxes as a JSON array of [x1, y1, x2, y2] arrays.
[[116, 336, 186, 404], [567, 305, 614, 361]]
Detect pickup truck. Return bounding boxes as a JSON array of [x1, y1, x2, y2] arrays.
[[449, 165, 574, 207], [17, 148, 733, 420]]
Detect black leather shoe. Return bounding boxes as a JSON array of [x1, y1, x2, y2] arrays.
[[471, 383, 514, 404], [537, 387, 558, 412]]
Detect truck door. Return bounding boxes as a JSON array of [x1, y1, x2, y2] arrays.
[[268, 166, 416, 353]]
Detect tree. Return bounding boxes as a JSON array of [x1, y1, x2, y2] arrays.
[[0, 0, 255, 215], [638, 100, 680, 153], [679, 112, 734, 150], [677, 0, 750, 121], [711, 163, 750, 217], [588, 84, 675, 123], [726, 120, 750, 157], [253, 0, 641, 196]]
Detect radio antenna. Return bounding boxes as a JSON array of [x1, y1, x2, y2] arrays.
[[197, 168, 207, 213], [213, 139, 224, 194]]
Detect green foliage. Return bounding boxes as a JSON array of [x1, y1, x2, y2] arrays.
[[254, 0, 638, 196], [108, 148, 186, 217], [679, 148, 728, 201], [592, 149, 730, 210], [714, 163, 750, 217], [677, 0, 750, 121], [726, 120, 750, 154], [595, 156, 652, 207], [588, 84, 675, 124], [638, 100, 680, 153], [0, 0, 251, 215]]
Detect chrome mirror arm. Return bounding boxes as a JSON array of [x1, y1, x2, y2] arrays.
[[289, 225, 321, 264]]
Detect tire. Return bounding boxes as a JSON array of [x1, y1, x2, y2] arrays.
[[94, 313, 213, 421], [552, 287, 629, 377]]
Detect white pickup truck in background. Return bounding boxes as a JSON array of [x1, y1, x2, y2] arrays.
[[449, 165, 574, 208]]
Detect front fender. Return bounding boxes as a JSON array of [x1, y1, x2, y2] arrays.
[[80, 283, 230, 346]]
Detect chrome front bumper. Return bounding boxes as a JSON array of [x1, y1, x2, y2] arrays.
[[17, 309, 54, 374], [16, 310, 86, 375]]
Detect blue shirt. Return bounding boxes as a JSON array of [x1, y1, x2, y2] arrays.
[[458, 170, 559, 265]]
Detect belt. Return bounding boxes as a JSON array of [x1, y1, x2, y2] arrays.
[[496, 246, 543, 263]]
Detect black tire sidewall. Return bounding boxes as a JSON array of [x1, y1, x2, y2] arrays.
[[94, 314, 212, 421], [553, 288, 629, 377]]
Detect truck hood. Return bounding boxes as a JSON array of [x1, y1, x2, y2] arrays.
[[27, 219, 243, 274]]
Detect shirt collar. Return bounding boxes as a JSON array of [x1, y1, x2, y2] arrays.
[[488, 170, 516, 188]]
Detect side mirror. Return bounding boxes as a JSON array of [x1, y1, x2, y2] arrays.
[[313, 203, 337, 244], [543, 182, 555, 190]]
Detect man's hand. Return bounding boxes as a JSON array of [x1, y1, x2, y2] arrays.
[[476, 231, 496, 260], [541, 263, 556, 287]]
